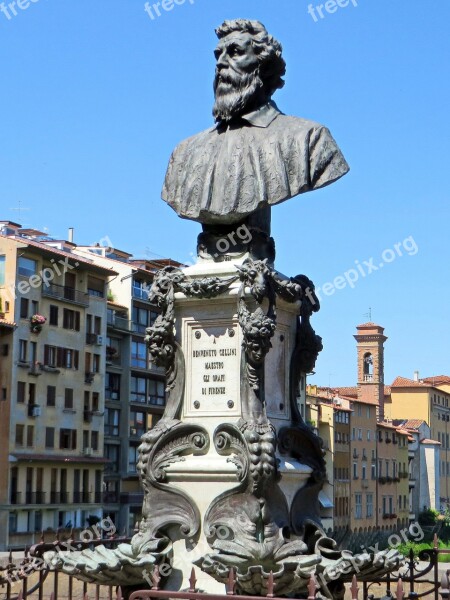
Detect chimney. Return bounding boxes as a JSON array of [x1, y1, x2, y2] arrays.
[[414, 370, 419, 382], [68, 228, 74, 243]]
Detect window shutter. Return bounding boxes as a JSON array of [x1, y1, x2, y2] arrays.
[[44, 345, 50, 365], [74, 350, 79, 370], [75, 312, 80, 331]]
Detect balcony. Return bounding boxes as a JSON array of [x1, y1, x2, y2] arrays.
[[85, 372, 95, 384], [73, 492, 91, 503], [120, 492, 144, 505], [103, 491, 119, 504], [105, 389, 120, 401], [132, 286, 151, 301], [363, 374, 373, 382], [10, 492, 21, 505], [107, 314, 133, 332], [49, 491, 69, 504], [25, 491, 46, 504], [42, 283, 89, 307]]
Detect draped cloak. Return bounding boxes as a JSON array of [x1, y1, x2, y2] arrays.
[[162, 102, 350, 225]]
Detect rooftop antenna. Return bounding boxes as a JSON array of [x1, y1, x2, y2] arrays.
[[9, 200, 31, 226], [363, 307, 373, 321]]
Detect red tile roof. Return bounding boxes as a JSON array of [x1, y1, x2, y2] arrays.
[[7, 236, 118, 275], [420, 439, 441, 446], [0, 318, 16, 329], [423, 376, 450, 386], [395, 419, 426, 430], [335, 386, 358, 398], [391, 376, 429, 388]]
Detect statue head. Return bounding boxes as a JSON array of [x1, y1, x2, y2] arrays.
[[213, 19, 286, 123]]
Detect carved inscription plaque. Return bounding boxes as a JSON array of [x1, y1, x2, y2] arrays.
[[185, 319, 240, 417]]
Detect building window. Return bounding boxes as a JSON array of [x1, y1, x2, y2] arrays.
[[357, 404, 362, 417], [26, 425, 34, 447], [47, 386, 56, 407], [18, 256, 37, 278], [63, 309, 80, 331], [358, 428, 362, 440], [17, 381, 26, 403], [132, 306, 158, 333], [105, 373, 121, 401], [130, 410, 146, 437], [49, 305, 58, 326], [92, 392, 99, 412], [15, 424, 24, 446], [362, 465, 366, 480], [87, 276, 104, 297], [64, 388, 74, 410], [45, 427, 55, 448], [60, 429, 77, 450], [385, 460, 389, 477], [367, 406, 371, 418], [355, 494, 362, 519], [131, 341, 147, 368], [366, 493, 373, 518], [371, 463, 377, 480], [353, 462, 358, 479], [91, 431, 99, 451], [105, 445, 120, 473], [20, 298, 29, 319], [367, 429, 371, 441], [0, 255, 5, 285], [131, 376, 146, 402], [149, 379, 165, 406], [92, 354, 101, 373], [19, 339, 27, 362], [128, 445, 139, 473], [105, 408, 120, 436], [44, 345, 57, 367]]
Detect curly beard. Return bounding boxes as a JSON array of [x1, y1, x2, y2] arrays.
[[212, 68, 265, 122]]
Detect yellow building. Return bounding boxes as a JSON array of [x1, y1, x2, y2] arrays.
[[0, 222, 115, 549], [385, 375, 450, 509]]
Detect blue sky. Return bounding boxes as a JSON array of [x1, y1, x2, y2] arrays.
[[1, 0, 449, 387]]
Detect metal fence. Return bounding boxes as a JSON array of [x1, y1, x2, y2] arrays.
[[1, 533, 450, 600]]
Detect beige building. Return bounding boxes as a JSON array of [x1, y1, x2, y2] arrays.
[[0, 221, 116, 549], [385, 375, 450, 510]]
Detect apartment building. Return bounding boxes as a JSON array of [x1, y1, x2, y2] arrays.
[[392, 419, 440, 517], [0, 221, 116, 549], [375, 422, 410, 529], [75, 245, 179, 534], [306, 387, 352, 532], [385, 375, 450, 510]]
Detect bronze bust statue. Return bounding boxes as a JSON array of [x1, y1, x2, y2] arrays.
[[162, 19, 350, 233]]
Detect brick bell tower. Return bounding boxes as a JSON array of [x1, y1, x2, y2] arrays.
[[354, 322, 387, 420]]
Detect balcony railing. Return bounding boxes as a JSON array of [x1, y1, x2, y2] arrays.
[[105, 389, 120, 401], [107, 314, 133, 332], [363, 374, 373, 382], [42, 283, 89, 306], [102, 491, 119, 504], [132, 286, 151, 301], [25, 491, 46, 504], [49, 491, 69, 504], [10, 492, 21, 504], [73, 492, 91, 503]]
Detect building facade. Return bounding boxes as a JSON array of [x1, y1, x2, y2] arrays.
[[0, 222, 115, 549]]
